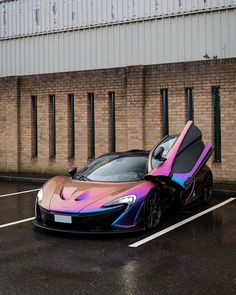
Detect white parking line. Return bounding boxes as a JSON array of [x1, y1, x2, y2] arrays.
[[0, 188, 40, 198], [0, 217, 35, 229], [129, 197, 236, 248]]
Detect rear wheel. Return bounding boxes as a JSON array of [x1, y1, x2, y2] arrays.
[[201, 172, 213, 204], [145, 190, 162, 230]]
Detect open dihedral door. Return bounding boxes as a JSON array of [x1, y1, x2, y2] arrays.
[[147, 121, 213, 190]]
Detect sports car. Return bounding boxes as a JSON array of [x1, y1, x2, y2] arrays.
[[34, 121, 213, 233]]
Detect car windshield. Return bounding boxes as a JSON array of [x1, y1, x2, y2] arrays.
[[75, 154, 148, 182]]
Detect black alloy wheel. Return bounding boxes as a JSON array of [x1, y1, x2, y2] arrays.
[[201, 172, 213, 204], [145, 190, 162, 230]]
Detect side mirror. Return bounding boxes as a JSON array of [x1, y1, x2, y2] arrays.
[[68, 167, 77, 176], [154, 146, 166, 162]]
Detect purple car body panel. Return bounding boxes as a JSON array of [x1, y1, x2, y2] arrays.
[[171, 143, 213, 189]]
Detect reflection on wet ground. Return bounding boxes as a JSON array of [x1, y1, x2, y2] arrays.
[[0, 180, 235, 295], [0, 180, 40, 195]]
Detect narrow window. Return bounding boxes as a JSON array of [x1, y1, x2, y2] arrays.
[[161, 89, 169, 137], [31, 96, 38, 158], [88, 93, 95, 159], [49, 95, 56, 158], [109, 92, 116, 152], [212, 87, 221, 163], [186, 88, 194, 121], [68, 94, 75, 159]]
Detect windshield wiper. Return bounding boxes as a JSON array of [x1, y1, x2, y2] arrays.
[[77, 175, 90, 181]]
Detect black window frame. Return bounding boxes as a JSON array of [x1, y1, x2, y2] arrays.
[[49, 95, 56, 159], [88, 93, 95, 159], [186, 87, 194, 121], [68, 94, 75, 159], [161, 89, 169, 137], [31, 95, 38, 158], [212, 86, 221, 163], [109, 92, 116, 153]]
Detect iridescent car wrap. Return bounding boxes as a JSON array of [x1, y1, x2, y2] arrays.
[[34, 121, 213, 234]]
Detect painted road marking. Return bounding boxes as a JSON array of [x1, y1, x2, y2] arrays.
[[0, 217, 35, 229], [0, 188, 40, 199], [129, 197, 236, 248]]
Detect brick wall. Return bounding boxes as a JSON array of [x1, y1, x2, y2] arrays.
[[0, 58, 235, 182], [0, 77, 20, 172]]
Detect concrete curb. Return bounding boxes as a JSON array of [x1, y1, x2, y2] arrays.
[[0, 175, 49, 185], [213, 190, 236, 198], [0, 174, 235, 197]]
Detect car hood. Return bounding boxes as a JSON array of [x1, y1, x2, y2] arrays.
[[41, 176, 147, 213]]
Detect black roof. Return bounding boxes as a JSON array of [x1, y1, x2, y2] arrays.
[[100, 150, 149, 158]]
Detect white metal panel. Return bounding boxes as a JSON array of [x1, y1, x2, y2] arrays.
[[113, 24, 120, 67], [94, 27, 101, 69], [10, 38, 15, 75], [176, 16, 185, 62], [0, 40, 3, 76], [197, 13, 205, 60], [228, 7, 236, 55], [0, 0, 236, 39], [131, 21, 139, 65], [0, 4, 2, 37], [88, 28, 94, 68], [5, 39, 10, 76], [220, 9, 228, 57], [0, 8, 236, 77], [101, 26, 109, 68]]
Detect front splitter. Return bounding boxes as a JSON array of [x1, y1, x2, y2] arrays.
[[33, 219, 145, 235]]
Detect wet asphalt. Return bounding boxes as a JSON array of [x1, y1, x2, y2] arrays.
[[0, 180, 235, 295]]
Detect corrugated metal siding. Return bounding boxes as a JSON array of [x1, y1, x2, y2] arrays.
[[0, 9, 235, 77], [0, 0, 236, 39]]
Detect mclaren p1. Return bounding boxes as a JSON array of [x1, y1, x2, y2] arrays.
[[33, 121, 213, 233]]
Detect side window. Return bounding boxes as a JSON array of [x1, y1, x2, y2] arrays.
[[152, 135, 178, 169], [161, 137, 178, 157]]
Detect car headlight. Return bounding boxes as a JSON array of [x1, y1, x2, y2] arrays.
[[103, 195, 136, 208], [37, 189, 43, 203]]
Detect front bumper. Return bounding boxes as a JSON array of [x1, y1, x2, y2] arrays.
[[34, 204, 144, 234]]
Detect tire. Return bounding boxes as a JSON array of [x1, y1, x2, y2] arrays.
[[201, 172, 213, 204], [145, 190, 162, 230]]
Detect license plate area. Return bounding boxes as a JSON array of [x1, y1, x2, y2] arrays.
[[54, 215, 72, 224]]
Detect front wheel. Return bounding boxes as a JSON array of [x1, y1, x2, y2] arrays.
[[201, 172, 213, 204], [145, 190, 162, 230]]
